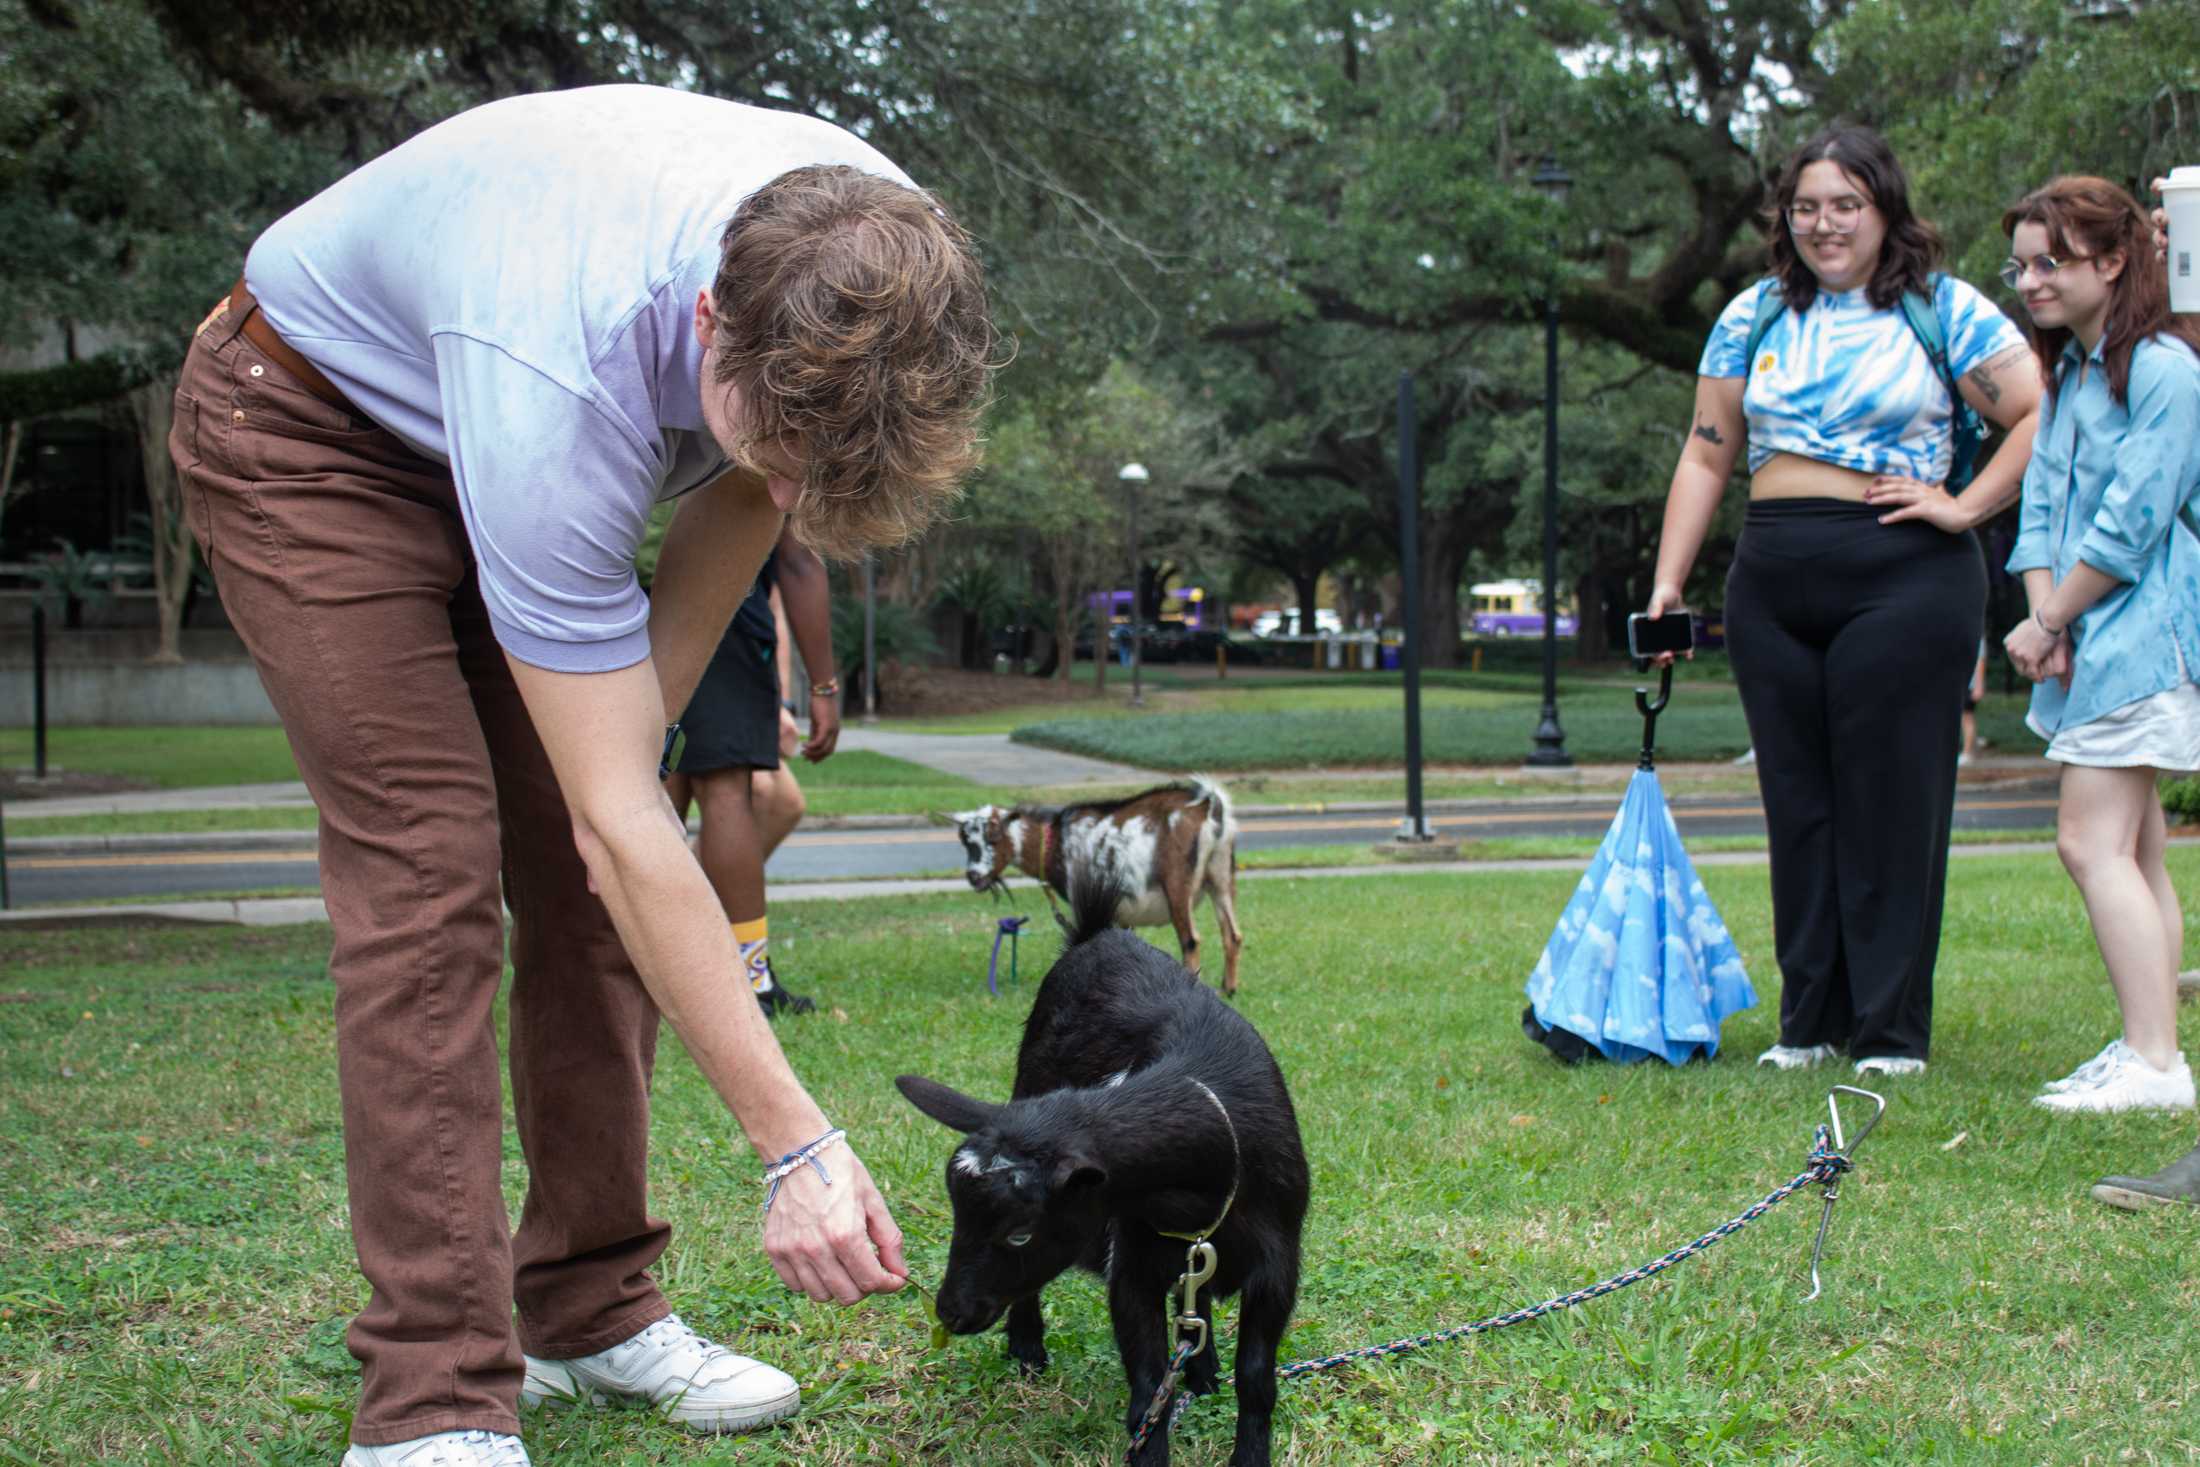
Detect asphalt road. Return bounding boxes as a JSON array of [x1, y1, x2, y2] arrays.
[[4, 788, 2063, 908]]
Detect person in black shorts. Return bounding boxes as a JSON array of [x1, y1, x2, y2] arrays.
[[664, 530, 841, 1015]]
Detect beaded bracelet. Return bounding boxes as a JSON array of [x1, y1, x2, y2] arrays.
[[761, 1127, 847, 1214]]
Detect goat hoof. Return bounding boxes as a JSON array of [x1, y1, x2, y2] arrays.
[[1006, 1341, 1049, 1376]]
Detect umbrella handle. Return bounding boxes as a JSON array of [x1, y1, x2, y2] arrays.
[[1634, 662, 1673, 770]]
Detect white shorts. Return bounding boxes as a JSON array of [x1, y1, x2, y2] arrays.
[[2034, 681, 2200, 772]]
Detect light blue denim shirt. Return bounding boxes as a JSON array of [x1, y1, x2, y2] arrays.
[[2007, 333, 2200, 734]]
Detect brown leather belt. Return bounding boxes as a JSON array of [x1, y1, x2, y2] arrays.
[[230, 276, 358, 415]]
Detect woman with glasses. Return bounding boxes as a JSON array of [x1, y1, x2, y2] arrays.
[[1996, 176, 2200, 1122], [1644, 124, 2042, 1077]]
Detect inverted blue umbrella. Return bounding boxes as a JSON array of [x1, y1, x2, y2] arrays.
[[1523, 665, 1756, 1065]]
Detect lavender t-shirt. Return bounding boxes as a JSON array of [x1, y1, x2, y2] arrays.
[[245, 85, 913, 672]]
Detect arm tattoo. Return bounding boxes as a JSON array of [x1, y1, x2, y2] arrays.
[[1692, 418, 1725, 446], [1966, 362, 2003, 406]]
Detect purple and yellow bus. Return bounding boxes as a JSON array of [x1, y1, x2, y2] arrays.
[[1468, 580, 1576, 638]]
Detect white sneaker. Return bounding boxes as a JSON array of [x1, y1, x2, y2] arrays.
[[521, 1313, 799, 1433], [1757, 1043, 1836, 1070], [2035, 1050, 2196, 1114], [1853, 1055, 1927, 1077], [2041, 1039, 2132, 1096], [341, 1432, 529, 1467]]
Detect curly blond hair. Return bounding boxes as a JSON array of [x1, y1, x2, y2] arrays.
[[710, 165, 998, 559]]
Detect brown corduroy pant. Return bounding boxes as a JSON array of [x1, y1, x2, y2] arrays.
[[172, 284, 673, 1445]]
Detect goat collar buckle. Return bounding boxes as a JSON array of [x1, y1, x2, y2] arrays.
[[1172, 1240, 1217, 1355]]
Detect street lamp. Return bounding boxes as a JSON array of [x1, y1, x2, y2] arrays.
[[1526, 153, 1573, 768], [1118, 462, 1150, 707]]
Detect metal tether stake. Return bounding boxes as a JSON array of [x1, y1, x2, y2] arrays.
[[1805, 1084, 1885, 1302]]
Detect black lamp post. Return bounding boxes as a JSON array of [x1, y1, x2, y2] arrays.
[[1526, 153, 1574, 769], [1119, 462, 1149, 707]]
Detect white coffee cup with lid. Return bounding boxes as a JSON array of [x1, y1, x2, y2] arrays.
[[2164, 166, 2200, 312]]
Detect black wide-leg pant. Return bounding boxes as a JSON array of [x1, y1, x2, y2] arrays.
[[1725, 498, 1985, 1062]]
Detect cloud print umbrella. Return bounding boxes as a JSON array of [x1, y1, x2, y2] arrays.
[[1523, 665, 1756, 1065]]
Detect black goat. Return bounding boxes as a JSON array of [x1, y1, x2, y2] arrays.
[[897, 876, 1309, 1465]]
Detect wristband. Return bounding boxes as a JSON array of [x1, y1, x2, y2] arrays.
[[810, 677, 841, 698], [761, 1127, 847, 1214], [658, 722, 684, 780], [2033, 611, 2066, 639]]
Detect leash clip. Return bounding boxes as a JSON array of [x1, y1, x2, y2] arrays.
[[1804, 1084, 1885, 1301], [1172, 1240, 1217, 1356]]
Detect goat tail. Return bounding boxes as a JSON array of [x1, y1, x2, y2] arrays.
[[1186, 773, 1237, 845], [1064, 849, 1131, 946]]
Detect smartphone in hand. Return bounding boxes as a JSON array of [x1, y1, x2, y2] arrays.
[[1627, 612, 1695, 661]]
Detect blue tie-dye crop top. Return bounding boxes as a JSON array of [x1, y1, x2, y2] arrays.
[[1698, 275, 2025, 484]]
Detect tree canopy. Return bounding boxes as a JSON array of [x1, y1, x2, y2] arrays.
[[6, 0, 2196, 658]]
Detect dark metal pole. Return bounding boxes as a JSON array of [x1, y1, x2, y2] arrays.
[[32, 603, 48, 779], [861, 557, 878, 724], [1128, 483, 1144, 708], [1528, 286, 1573, 767], [1397, 372, 1429, 839]]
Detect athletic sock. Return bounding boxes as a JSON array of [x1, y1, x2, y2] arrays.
[[732, 916, 775, 994]]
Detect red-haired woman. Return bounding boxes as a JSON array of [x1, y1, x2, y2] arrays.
[[1999, 176, 2200, 1123]]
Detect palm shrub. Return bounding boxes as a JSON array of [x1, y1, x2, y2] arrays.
[[831, 595, 941, 710]]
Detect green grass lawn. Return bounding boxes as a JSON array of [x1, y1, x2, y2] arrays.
[[1014, 678, 2049, 772], [1, 726, 303, 789], [4, 854, 2196, 1463]]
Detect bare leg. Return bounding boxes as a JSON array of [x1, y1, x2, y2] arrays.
[[2058, 765, 2181, 1070], [689, 767, 762, 923], [749, 763, 807, 860], [2137, 794, 2185, 982]]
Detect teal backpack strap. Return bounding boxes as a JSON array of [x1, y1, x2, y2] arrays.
[[1742, 280, 1783, 381], [1901, 275, 1984, 490]]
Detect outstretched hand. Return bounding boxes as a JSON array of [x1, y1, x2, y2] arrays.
[[761, 1139, 907, 1305]]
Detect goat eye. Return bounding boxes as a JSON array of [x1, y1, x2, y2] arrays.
[[1005, 1231, 1033, 1248]]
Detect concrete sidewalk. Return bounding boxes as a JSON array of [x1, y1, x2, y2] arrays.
[[0, 840, 2082, 929], [3, 751, 2057, 823], [2, 729, 1160, 822], [834, 727, 1159, 785]]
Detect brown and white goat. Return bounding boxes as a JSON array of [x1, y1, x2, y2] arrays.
[[952, 779, 1245, 995]]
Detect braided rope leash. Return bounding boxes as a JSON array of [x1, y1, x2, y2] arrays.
[[1130, 1086, 1883, 1460]]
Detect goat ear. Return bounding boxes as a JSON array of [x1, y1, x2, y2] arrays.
[[1050, 1151, 1107, 1196], [895, 1075, 1002, 1134]]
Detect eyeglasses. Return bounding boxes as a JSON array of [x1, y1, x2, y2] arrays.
[[1785, 197, 1869, 234], [1999, 252, 2091, 290]]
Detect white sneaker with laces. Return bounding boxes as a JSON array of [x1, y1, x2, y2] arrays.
[[341, 1431, 529, 1467], [1756, 1043, 1836, 1070], [2034, 1050, 2196, 1114], [520, 1313, 799, 1433], [2041, 1038, 2132, 1096], [1853, 1056, 1926, 1077]]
